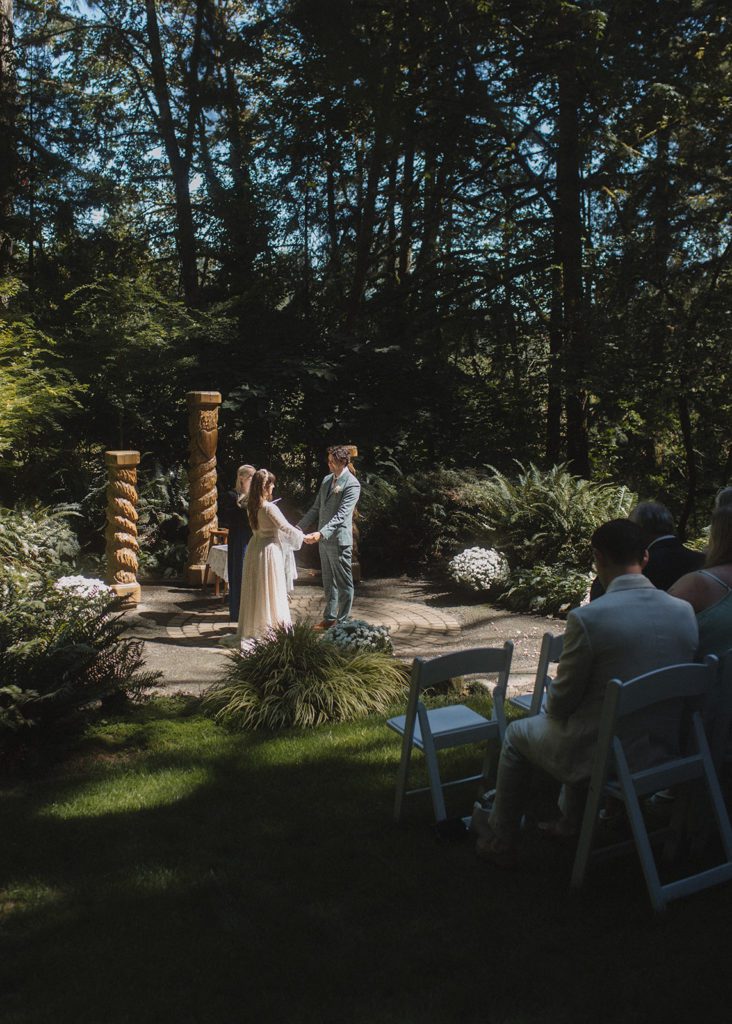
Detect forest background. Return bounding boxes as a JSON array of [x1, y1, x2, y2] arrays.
[[1, 0, 730, 572]]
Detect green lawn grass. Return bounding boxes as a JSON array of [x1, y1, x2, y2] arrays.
[[1, 697, 731, 1024]]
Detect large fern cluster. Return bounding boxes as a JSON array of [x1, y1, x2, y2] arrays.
[[459, 463, 636, 571], [0, 503, 81, 573], [204, 622, 408, 730]]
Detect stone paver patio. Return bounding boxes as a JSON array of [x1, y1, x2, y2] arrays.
[[124, 575, 562, 695]]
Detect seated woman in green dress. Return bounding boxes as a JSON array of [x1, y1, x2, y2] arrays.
[[669, 506, 732, 658]]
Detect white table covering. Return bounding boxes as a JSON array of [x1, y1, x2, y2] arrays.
[[206, 544, 228, 582]]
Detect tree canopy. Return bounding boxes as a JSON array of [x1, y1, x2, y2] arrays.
[[1, 0, 730, 529]]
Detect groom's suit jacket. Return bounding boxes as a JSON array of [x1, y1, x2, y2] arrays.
[[299, 468, 361, 546]]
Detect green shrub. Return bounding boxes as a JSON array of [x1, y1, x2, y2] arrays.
[[203, 622, 408, 730], [358, 468, 491, 573], [136, 462, 189, 579], [459, 463, 636, 571], [498, 563, 593, 618], [0, 503, 81, 574], [0, 513, 158, 756]]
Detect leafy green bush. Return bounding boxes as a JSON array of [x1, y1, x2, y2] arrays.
[[136, 462, 189, 579], [0, 569, 158, 755], [204, 622, 408, 730], [498, 564, 593, 618], [459, 463, 636, 571], [0, 278, 82, 468], [0, 503, 81, 573], [357, 468, 492, 573], [0, 504, 158, 757]]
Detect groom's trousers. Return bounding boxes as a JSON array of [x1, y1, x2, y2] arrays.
[[320, 541, 354, 623]]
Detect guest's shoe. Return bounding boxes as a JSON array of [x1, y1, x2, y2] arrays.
[[313, 620, 336, 632], [475, 833, 518, 869]]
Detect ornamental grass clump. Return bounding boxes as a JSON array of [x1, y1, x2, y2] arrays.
[[203, 621, 408, 730], [447, 547, 508, 593], [324, 618, 393, 654]]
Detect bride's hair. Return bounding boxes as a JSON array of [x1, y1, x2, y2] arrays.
[[247, 469, 276, 531]]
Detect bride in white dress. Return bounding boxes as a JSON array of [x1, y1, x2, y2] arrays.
[[236, 469, 303, 642]]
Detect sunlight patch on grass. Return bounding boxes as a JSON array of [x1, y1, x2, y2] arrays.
[[37, 766, 211, 819]]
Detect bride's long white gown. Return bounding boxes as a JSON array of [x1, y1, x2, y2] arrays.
[[236, 502, 303, 641]]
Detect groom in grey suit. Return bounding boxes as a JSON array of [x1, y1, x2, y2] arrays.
[[477, 518, 699, 867], [299, 446, 361, 629]]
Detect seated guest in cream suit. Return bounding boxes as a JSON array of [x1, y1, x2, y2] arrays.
[[477, 519, 699, 867]]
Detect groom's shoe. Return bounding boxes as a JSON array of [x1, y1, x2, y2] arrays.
[[313, 619, 336, 632]]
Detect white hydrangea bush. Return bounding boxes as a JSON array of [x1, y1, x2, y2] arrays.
[[324, 619, 393, 655], [54, 576, 114, 621], [55, 576, 111, 599], [447, 547, 509, 592]]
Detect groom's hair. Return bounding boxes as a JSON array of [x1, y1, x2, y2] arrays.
[[328, 445, 351, 466]]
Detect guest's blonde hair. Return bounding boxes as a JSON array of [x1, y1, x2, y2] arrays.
[[236, 464, 256, 488], [247, 469, 276, 532], [706, 506, 732, 568]]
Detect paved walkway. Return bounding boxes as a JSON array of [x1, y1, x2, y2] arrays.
[[124, 574, 561, 696]]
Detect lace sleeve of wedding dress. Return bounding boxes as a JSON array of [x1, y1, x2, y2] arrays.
[[264, 502, 304, 593]]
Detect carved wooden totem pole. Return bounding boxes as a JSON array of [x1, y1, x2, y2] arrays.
[[104, 450, 141, 604], [186, 390, 222, 585]]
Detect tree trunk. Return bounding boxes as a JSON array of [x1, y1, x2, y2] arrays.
[[345, 7, 402, 324], [556, 52, 589, 476], [0, 0, 16, 276], [144, 0, 199, 305]]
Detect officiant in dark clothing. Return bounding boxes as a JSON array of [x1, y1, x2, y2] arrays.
[[590, 501, 704, 600], [219, 464, 255, 621]]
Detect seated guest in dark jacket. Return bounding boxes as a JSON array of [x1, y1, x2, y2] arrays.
[[590, 501, 704, 600]]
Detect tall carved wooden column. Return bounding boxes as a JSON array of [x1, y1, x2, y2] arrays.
[[104, 450, 141, 605], [346, 444, 362, 583], [186, 390, 222, 585]]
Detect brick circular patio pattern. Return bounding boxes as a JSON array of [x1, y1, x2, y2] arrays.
[[159, 585, 461, 657]]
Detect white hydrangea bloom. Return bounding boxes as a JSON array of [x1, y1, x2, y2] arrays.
[[447, 547, 509, 592], [55, 575, 111, 598], [325, 618, 393, 655]]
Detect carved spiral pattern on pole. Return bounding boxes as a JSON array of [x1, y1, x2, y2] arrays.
[[105, 467, 140, 585], [187, 400, 220, 572]]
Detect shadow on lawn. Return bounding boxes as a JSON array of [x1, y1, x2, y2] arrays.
[[1, 702, 732, 1024]]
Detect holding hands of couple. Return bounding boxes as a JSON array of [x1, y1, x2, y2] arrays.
[[303, 532, 321, 545]]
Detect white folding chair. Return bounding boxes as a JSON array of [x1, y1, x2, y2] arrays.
[[509, 631, 564, 716], [708, 651, 732, 775], [387, 643, 514, 823], [570, 656, 732, 911]]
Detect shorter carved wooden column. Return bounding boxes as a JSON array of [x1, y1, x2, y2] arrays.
[[104, 450, 141, 605], [186, 390, 222, 585], [346, 445, 362, 583]]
